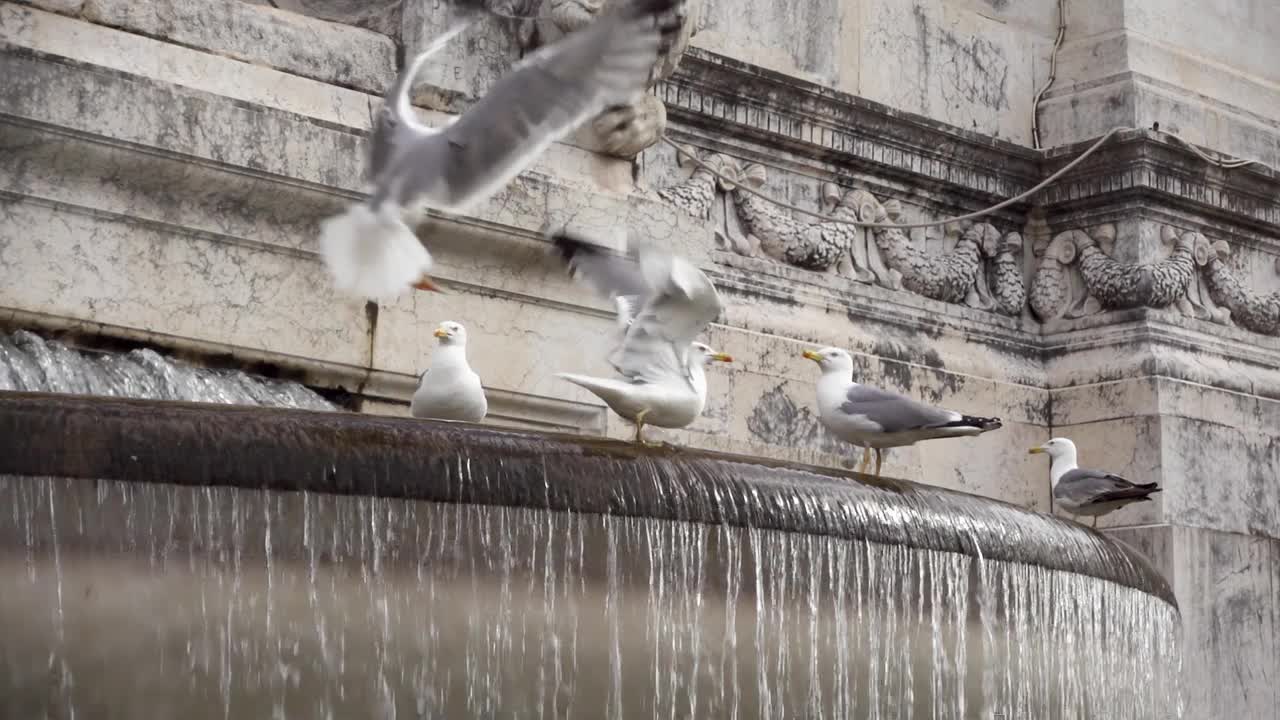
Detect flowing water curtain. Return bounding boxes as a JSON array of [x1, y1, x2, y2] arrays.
[[0, 475, 1184, 719]]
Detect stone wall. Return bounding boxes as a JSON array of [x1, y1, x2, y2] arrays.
[[2, 1, 1279, 717]]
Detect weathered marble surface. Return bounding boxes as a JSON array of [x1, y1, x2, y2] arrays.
[[1108, 525, 1280, 720], [79, 0, 396, 93], [692, 0, 1056, 144], [242, 0, 402, 37], [1042, 0, 1280, 164]]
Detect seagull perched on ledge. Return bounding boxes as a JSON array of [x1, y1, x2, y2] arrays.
[[1030, 437, 1161, 528], [411, 320, 488, 422], [549, 231, 731, 444], [802, 346, 1003, 478], [318, 0, 684, 301]]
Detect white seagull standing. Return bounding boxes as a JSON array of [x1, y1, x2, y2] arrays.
[[550, 231, 731, 444], [410, 320, 488, 422], [802, 346, 1003, 478], [1029, 437, 1161, 528], [319, 0, 683, 300]]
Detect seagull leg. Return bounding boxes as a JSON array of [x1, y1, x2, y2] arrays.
[[856, 447, 871, 474], [633, 409, 650, 445], [874, 449, 883, 479], [1091, 516, 1098, 529]]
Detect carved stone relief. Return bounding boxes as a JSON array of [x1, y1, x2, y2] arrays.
[[509, 0, 701, 157], [987, 232, 1027, 316], [653, 147, 1280, 336], [852, 192, 1021, 310], [1199, 239, 1280, 335], [660, 156, 1028, 313], [654, 144, 736, 220], [717, 163, 865, 279], [1029, 224, 1216, 323]]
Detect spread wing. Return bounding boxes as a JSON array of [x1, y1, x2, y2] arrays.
[[366, 10, 482, 182], [838, 385, 962, 433], [426, 0, 680, 211], [616, 248, 722, 383], [550, 231, 722, 385], [1055, 468, 1159, 506]]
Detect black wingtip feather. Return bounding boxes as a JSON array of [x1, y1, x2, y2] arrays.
[[630, 0, 682, 17], [548, 229, 607, 266], [953, 415, 1003, 432]]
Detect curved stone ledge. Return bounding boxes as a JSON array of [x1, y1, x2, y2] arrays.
[[0, 392, 1176, 608]]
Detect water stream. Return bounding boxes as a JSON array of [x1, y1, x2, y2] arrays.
[[0, 330, 333, 410], [0, 475, 1183, 719]]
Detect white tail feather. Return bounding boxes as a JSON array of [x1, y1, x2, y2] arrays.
[[318, 204, 431, 301], [555, 372, 630, 404]]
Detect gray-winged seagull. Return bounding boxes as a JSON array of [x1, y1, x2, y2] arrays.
[[319, 0, 683, 300], [802, 346, 1003, 478], [410, 320, 488, 422], [550, 231, 731, 444], [1029, 437, 1161, 528]]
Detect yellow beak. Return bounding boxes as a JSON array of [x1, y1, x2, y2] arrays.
[[433, 328, 449, 338], [1028, 447, 1046, 454], [802, 350, 822, 361], [413, 275, 444, 293], [712, 352, 733, 363]]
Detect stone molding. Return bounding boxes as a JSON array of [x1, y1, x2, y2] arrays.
[[659, 49, 1042, 202]]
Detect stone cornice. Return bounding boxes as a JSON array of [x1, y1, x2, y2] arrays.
[[661, 53, 1280, 244], [1038, 130, 1280, 238], [659, 49, 1042, 202]]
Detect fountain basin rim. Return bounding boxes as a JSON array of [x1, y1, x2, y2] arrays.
[[0, 392, 1176, 608]]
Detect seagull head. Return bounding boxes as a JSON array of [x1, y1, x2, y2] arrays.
[[801, 346, 854, 374], [1029, 437, 1077, 461], [691, 342, 733, 366], [433, 321, 468, 346]]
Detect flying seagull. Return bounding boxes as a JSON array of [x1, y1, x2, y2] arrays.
[[1029, 437, 1161, 528], [410, 320, 488, 422], [801, 346, 1002, 478], [318, 0, 683, 300], [550, 231, 731, 444]]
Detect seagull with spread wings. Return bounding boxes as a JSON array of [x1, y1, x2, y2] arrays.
[[549, 231, 731, 444], [1030, 437, 1161, 528], [319, 0, 683, 300], [801, 346, 1003, 478]]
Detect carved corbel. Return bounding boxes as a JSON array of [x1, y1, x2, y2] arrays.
[[1199, 238, 1280, 334], [512, 0, 700, 158], [655, 144, 738, 220]]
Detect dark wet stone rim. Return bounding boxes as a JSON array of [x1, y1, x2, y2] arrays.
[[0, 392, 1176, 608]]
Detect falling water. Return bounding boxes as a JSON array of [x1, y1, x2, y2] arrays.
[[0, 473, 1184, 720], [0, 345, 1184, 719], [0, 330, 333, 410]]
